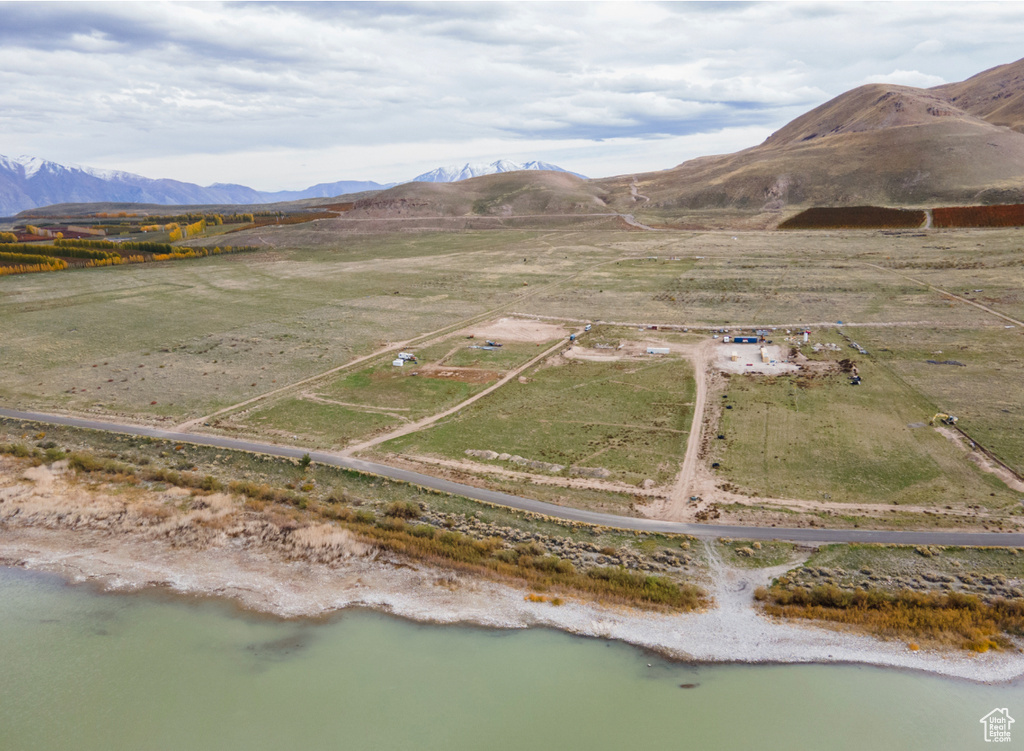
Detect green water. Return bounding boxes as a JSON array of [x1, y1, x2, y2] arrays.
[[0, 567, 1018, 751]]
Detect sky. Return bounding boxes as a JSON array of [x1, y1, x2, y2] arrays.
[[2, 1, 1023, 190]]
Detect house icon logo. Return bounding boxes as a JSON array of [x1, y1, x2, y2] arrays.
[[980, 708, 1014, 742]]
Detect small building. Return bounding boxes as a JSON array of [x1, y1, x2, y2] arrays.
[[760, 346, 770, 363], [646, 347, 670, 355], [730, 351, 739, 362], [392, 358, 404, 367]]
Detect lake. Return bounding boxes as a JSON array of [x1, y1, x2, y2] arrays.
[[0, 566, 1017, 750]]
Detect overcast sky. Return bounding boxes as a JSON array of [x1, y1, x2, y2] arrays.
[[2, 1, 1023, 189]]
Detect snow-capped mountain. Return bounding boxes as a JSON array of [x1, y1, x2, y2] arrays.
[[0, 153, 584, 215], [0, 154, 391, 215], [412, 160, 585, 183]]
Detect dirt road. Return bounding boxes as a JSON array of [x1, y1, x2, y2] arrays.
[[4, 407, 1023, 547], [638, 339, 715, 521]]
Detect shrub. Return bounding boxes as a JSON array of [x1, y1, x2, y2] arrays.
[[44, 447, 66, 462], [517, 541, 547, 557], [761, 585, 1024, 650], [492, 549, 518, 563], [68, 452, 109, 472], [380, 517, 408, 532], [3, 442, 34, 458], [384, 500, 421, 520]]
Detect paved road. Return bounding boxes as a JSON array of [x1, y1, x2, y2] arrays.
[[2, 407, 1022, 547]]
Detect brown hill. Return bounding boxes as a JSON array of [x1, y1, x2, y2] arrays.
[[347, 170, 611, 219], [331, 58, 1024, 226], [933, 58, 1024, 134], [596, 57, 1024, 215]]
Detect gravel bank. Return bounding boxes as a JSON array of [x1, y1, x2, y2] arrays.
[[2, 526, 1021, 684]]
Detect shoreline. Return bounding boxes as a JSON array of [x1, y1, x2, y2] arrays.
[[3, 526, 1022, 685]]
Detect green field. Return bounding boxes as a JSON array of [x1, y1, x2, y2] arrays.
[[712, 329, 1019, 514], [382, 356, 696, 486], [320, 361, 482, 414], [232, 335, 564, 447], [243, 398, 400, 449], [850, 326, 1024, 476]]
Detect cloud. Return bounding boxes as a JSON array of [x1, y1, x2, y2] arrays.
[[862, 70, 948, 89], [1, 1, 1023, 188]]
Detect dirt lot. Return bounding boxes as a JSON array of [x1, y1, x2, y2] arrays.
[[563, 338, 678, 362], [413, 365, 499, 384], [713, 343, 798, 374], [460, 317, 568, 343]]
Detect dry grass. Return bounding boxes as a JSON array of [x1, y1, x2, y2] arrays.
[[757, 584, 1024, 651], [0, 452, 706, 611], [288, 524, 372, 560]]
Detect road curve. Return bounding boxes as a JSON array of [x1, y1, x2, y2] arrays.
[[2, 407, 1022, 547]]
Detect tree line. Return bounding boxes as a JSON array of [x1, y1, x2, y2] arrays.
[[0, 243, 257, 277]]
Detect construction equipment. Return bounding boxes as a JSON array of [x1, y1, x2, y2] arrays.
[[930, 413, 958, 426]]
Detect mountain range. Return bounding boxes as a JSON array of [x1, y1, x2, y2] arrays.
[[411, 160, 586, 183], [0, 157, 582, 216]]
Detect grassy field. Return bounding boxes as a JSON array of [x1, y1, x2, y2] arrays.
[[711, 329, 1020, 514], [232, 334, 564, 447], [0, 230, 605, 420], [381, 354, 695, 486], [849, 327, 1024, 476], [242, 398, 401, 450], [1, 221, 1022, 523], [522, 229, 1022, 327], [794, 543, 1024, 584], [717, 539, 797, 568]]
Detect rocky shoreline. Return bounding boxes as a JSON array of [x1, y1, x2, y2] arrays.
[[2, 525, 1022, 684]]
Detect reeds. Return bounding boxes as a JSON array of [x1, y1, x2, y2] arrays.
[[759, 584, 1024, 651]]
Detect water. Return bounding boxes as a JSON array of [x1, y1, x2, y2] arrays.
[[0, 566, 1018, 751]]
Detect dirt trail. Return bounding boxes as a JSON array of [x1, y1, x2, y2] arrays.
[[863, 262, 1024, 328], [936, 426, 1024, 492], [343, 330, 581, 455], [702, 539, 810, 619], [629, 177, 650, 205], [643, 339, 715, 520], [620, 214, 660, 231]]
